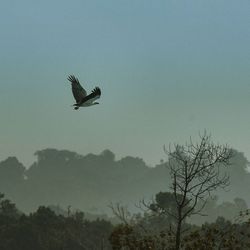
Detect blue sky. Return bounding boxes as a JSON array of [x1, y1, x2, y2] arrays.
[[0, 0, 249, 167]]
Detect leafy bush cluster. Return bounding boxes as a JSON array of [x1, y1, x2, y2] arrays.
[[110, 216, 250, 250]]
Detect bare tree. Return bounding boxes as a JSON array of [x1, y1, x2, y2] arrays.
[[108, 202, 132, 225], [164, 132, 233, 250]]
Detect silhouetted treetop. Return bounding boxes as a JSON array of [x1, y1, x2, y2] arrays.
[[0, 157, 25, 178], [101, 149, 115, 162], [34, 148, 82, 164], [118, 156, 146, 169]]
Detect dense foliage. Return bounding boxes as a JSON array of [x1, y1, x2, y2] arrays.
[[110, 215, 250, 249], [1, 192, 250, 249], [0, 194, 113, 250]]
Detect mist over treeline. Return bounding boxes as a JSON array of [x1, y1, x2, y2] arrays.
[[0, 148, 249, 222]]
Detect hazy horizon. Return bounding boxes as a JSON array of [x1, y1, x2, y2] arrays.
[[0, 0, 249, 167]]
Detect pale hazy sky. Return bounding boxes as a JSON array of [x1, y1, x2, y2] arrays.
[[0, 0, 249, 167]]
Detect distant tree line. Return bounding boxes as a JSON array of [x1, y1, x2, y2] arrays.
[[0, 141, 249, 215]]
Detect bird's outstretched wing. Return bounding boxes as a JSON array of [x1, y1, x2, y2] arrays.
[[67, 75, 87, 103], [80, 87, 101, 104]]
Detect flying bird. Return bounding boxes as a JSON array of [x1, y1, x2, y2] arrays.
[[67, 75, 101, 110]]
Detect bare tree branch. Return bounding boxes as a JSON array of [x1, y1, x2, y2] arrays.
[[108, 202, 131, 225], [164, 131, 233, 250]]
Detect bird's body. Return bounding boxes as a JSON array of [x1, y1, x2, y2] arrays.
[[67, 75, 101, 110]]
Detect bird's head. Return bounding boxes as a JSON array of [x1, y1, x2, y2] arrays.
[[93, 102, 99, 105]]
